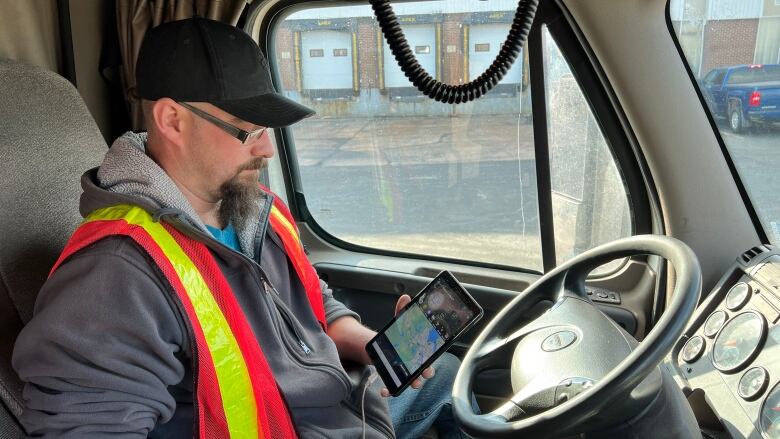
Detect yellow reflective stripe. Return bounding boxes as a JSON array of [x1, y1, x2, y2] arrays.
[[270, 206, 301, 244], [84, 205, 259, 439]]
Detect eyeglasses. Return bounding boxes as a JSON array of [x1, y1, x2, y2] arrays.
[[178, 102, 267, 144]]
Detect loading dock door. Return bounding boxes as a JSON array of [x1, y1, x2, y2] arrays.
[[469, 24, 522, 97], [383, 25, 436, 97], [301, 30, 354, 99]]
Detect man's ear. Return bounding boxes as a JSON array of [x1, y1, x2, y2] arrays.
[[152, 98, 189, 146]]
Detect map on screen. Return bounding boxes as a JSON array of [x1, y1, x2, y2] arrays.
[[384, 304, 445, 372]]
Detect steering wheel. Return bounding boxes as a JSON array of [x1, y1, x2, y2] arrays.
[[452, 235, 701, 438]]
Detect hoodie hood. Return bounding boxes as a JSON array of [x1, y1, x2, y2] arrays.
[[80, 131, 267, 257]]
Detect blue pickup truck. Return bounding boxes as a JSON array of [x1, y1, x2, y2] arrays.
[[700, 64, 780, 133]]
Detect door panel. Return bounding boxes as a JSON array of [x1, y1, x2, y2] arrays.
[[313, 258, 651, 410], [314, 260, 650, 346]]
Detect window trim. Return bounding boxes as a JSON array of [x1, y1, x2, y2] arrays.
[[252, 0, 654, 276], [528, 23, 557, 272], [540, 1, 657, 274]]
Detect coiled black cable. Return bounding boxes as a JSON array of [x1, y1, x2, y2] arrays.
[[369, 0, 540, 104]]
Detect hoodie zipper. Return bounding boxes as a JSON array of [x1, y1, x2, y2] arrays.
[[262, 279, 311, 355], [259, 277, 353, 393]]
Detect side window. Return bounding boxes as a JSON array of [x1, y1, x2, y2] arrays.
[[707, 69, 727, 85], [713, 70, 726, 84], [543, 28, 632, 269], [271, 4, 632, 273], [670, 0, 780, 244]]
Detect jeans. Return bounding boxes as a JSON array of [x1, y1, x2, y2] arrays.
[[387, 352, 469, 439]]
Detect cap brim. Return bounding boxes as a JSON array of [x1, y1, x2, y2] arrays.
[[214, 93, 315, 128]]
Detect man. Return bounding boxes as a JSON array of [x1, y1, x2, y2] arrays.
[[12, 17, 465, 438]]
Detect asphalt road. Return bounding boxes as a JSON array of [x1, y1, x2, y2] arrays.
[[286, 115, 779, 267], [722, 128, 780, 241]]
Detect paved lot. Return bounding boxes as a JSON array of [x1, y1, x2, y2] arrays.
[[722, 129, 780, 241], [290, 114, 541, 267], [292, 114, 536, 167], [285, 116, 779, 267]]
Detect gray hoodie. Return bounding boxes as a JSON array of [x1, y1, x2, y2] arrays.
[[12, 132, 394, 438]]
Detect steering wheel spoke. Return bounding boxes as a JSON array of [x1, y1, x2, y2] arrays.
[[487, 400, 527, 422], [471, 297, 560, 371]]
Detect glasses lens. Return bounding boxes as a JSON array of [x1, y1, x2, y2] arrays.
[[247, 128, 267, 142]]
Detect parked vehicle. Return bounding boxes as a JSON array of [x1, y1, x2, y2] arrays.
[[700, 64, 780, 133]]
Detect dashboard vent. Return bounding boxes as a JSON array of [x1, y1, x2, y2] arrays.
[[740, 245, 771, 264]]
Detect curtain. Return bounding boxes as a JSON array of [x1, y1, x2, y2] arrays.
[[116, 0, 250, 130], [0, 1, 61, 74]]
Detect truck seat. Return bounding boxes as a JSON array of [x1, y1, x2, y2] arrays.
[[0, 59, 106, 436]]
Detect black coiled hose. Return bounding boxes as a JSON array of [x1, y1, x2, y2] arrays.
[[369, 0, 540, 104]]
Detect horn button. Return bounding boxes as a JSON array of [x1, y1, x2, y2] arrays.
[[506, 297, 638, 415]]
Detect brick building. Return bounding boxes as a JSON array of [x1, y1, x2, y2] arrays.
[[671, 0, 780, 77]]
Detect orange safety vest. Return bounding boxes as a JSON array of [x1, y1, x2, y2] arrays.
[[49, 192, 326, 439]]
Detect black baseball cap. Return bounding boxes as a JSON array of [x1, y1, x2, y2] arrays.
[[135, 17, 314, 128]]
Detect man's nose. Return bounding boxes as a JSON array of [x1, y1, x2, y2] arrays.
[[249, 131, 274, 158]]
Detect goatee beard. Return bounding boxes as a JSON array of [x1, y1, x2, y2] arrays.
[[217, 158, 266, 230]]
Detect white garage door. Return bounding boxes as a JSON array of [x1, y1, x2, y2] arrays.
[[468, 24, 522, 88], [383, 25, 437, 89], [301, 30, 353, 91]]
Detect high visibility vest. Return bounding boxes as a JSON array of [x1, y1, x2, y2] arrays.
[[49, 193, 326, 438]]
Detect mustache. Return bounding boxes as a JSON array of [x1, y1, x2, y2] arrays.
[[238, 158, 268, 172]]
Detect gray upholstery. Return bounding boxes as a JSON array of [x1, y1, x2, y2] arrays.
[[0, 59, 106, 429], [0, 401, 22, 439]]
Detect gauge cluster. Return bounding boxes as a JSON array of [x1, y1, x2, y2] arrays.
[[672, 248, 780, 439]]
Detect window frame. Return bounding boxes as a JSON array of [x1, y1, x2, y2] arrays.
[[252, 0, 655, 276]]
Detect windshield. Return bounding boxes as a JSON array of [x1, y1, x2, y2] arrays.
[[669, 0, 780, 243]]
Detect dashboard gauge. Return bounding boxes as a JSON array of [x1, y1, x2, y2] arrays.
[[680, 335, 705, 363], [704, 310, 728, 338], [738, 367, 768, 401], [761, 382, 780, 439], [725, 282, 752, 311], [712, 311, 766, 373]]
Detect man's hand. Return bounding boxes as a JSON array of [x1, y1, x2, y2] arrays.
[[380, 294, 436, 397]]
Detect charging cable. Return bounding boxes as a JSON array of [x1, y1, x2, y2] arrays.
[[362, 370, 380, 439]]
